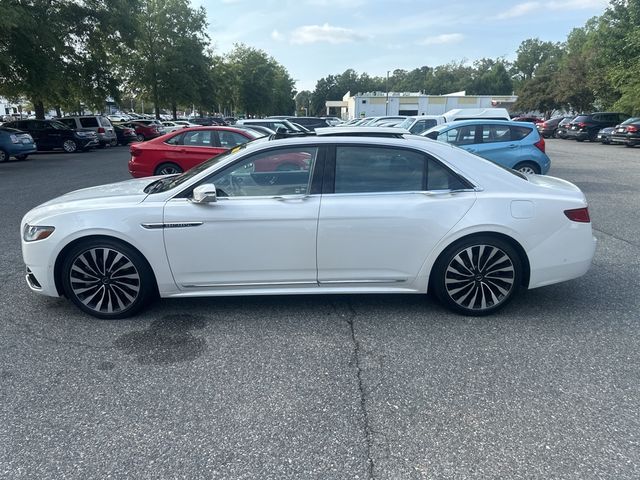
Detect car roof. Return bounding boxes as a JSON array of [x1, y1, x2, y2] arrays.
[[315, 126, 409, 136], [434, 119, 535, 128]]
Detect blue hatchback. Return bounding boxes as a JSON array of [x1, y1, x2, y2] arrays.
[[423, 120, 551, 174], [0, 126, 37, 162]]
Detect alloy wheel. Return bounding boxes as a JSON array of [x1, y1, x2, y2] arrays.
[[444, 244, 515, 311], [156, 164, 182, 175], [0, 149, 7, 162], [68, 247, 141, 314], [63, 140, 77, 153]]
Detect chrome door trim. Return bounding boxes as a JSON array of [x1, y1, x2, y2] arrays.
[[319, 279, 407, 285], [182, 281, 318, 288], [141, 222, 203, 229]]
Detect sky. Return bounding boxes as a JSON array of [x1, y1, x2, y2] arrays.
[[195, 0, 610, 92]]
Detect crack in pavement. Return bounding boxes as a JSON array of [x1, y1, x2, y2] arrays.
[[593, 227, 640, 249], [335, 298, 376, 480]]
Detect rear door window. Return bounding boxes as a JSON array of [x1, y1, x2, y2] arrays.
[[481, 124, 511, 143], [58, 119, 76, 129]]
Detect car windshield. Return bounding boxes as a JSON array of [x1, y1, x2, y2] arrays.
[[144, 136, 271, 194], [396, 118, 415, 129], [421, 123, 451, 136], [572, 115, 589, 123]]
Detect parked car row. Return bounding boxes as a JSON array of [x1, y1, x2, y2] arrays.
[[537, 112, 639, 147]]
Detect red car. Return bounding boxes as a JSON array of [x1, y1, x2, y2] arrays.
[[128, 126, 262, 177], [121, 121, 164, 142]]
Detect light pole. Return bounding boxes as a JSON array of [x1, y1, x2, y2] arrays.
[[385, 70, 390, 115]]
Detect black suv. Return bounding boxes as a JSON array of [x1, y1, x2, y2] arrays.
[[3, 119, 98, 152], [567, 112, 629, 142]]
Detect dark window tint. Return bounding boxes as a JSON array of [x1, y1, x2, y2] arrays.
[[618, 114, 629, 123], [58, 119, 76, 129], [335, 146, 425, 193], [79, 117, 99, 128], [98, 116, 112, 127], [510, 126, 532, 141], [572, 115, 590, 123], [27, 121, 45, 130]]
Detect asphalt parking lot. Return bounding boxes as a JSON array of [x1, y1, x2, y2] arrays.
[[1, 140, 639, 479]]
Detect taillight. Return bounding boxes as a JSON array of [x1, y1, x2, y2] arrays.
[[627, 125, 638, 133], [97, 127, 105, 134], [534, 137, 545, 153], [578, 122, 587, 128], [541, 121, 548, 127], [564, 207, 590, 223]]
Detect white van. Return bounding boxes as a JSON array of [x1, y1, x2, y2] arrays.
[[395, 108, 511, 135]]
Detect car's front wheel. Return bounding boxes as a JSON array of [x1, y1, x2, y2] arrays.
[[63, 139, 78, 153], [0, 149, 8, 162], [154, 162, 183, 175], [513, 161, 540, 175], [61, 239, 156, 319], [431, 236, 522, 316], [15, 154, 29, 160]]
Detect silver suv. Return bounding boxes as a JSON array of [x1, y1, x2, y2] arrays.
[[58, 116, 117, 147]]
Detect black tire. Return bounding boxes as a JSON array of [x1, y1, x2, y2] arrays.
[[625, 143, 635, 148], [63, 139, 78, 153], [136, 134, 145, 142], [15, 154, 29, 161], [431, 236, 522, 316], [154, 162, 183, 175], [110, 139, 118, 147], [513, 161, 541, 175], [0, 149, 8, 162], [576, 138, 584, 142], [61, 238, 156, 319]]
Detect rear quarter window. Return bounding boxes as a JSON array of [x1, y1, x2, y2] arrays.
[[79, 117, 99, 128], [510, 126, 533, 141]]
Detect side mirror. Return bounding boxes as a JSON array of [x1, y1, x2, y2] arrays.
[[192, 183, 217, 203]]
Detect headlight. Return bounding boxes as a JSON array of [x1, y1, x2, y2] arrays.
[[23, 225, 55, 242]]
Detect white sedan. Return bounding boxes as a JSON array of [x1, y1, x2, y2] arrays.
[[21, 136, 596, 319]]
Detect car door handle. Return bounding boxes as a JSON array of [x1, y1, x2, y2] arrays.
[[508, 144, 518, 148]]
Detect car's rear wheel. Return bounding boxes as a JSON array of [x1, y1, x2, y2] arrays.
[[513, 161, 540, 175], [136, 134, 145, 142], [0, 149, 8, 162], [154, 162, 183, 175], [63, 139, 78, 153], [432, 236, 522, 316], [61, 239, 156, 319], [625, 142, 635, 148], [110, 139, 118, 147]]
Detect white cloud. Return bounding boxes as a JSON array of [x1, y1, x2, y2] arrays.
[[271, 29, 284, 41], [290, 23, 368, 45], [496, 2, 540, 20], [418, 33, 465, 46]]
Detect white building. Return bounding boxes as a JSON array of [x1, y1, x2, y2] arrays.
[[326, 91, 517, 120]]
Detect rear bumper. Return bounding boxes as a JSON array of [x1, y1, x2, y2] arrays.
[[6, 144, 37, 156], [528, 224, 597, 289]]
